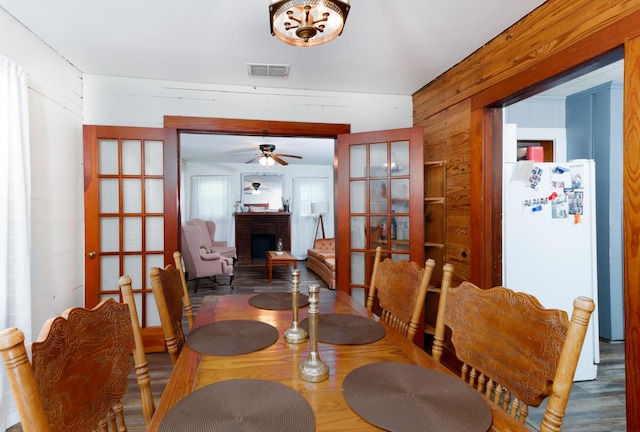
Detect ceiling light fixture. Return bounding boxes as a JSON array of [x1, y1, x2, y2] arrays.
[[259, 155, 275, 167], [251, 183, 262, 195], [269, 0, 350, 47]]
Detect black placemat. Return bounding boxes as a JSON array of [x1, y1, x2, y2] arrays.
[[186, 320, 279, 356], [300, 313, 386, 345], [159, 379, 315, 432], [248, 292, 309, 310], [343, 362, 492, 432]]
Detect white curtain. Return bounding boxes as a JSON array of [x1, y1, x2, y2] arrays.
[[189, 175, 232, 244], [0, 55, 32, 430], [291, 177, 331, 258]]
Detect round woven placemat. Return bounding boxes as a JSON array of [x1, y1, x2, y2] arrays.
[[300, 313, 386, 345], [248, 292, 309, 310], [186, 320, 279, 356], [159, 379, 315, 432], [343, 362, 492, 432]]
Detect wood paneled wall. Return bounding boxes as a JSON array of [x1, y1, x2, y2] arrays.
[[422, 100, 472, 282], [413, 0, 640, 428]]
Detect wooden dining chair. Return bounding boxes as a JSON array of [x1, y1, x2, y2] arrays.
[[174, 250, 195, 330], [119, 275, 156, 427], [0, 298, 147, 431], [366, 246, 435, 341], [432, 263, 595, 432], [150, 260, 192, 366]]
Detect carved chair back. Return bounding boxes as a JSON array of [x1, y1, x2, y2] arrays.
[[366, 246, 435, 341], [0, 299, 142, 431], [432, 265, 595, 432]]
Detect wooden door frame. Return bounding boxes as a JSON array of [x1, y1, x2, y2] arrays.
[[163, 115, 350, 266], [469, 41, 639, 428]]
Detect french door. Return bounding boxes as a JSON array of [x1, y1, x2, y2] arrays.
[[83, 125, 178, 351], [336, 127, 425, 344]]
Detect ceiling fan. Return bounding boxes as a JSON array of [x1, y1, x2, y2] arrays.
[[245, 144, 302, 166], [243, 182, 265, 195]]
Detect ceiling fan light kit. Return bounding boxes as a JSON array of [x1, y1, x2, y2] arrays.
[[269, 0, 350, 47], [259, 155, 276, 166], [246, 143, 303, 167]]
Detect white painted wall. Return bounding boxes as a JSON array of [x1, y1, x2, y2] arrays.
[[1, 8, 411, 429], [184, 161, 335, 241], [0, 8, 412, 344], [0, 9, 84, 342], [82, 74, 413, 132]]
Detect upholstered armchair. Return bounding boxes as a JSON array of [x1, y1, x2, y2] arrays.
[[187, 218, 237, 265], [181, 224, 234, 292]]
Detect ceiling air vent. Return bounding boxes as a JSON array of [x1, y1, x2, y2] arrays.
[[247, 63, 290, 78]]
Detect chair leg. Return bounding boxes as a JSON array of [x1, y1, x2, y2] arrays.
[[194, 278, 200, 293], [229, 274, 234, 288]]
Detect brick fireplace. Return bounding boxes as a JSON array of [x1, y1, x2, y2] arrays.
[[234, 212, 291, 264]]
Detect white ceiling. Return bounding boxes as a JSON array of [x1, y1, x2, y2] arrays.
[[179, 58, 624, 166], [1, 0, 623, 165], [0, 0, 546, 95], [180, 133, 336, 166]]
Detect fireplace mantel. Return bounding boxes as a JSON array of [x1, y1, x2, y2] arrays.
[[234, 212, 291, 264]]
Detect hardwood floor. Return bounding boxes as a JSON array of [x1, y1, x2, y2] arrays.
[[5, 261, 626, 431], [525, 340, 626, 431]]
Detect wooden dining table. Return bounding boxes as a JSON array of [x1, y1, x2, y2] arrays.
[[148, 290, 529, 431]]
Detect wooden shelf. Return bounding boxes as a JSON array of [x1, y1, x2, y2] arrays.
[[424, 161, 446, 343], [424, 197, 445, 204], [424, 242, 444, 248]]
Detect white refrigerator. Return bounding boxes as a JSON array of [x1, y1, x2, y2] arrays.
[[502, 160, 599, 381]]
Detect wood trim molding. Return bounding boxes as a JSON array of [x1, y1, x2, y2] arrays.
[[164, 116, 350, 137], [623, 36, 640, 432]]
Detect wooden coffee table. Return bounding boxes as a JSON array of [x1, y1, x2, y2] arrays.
[[265, 251, 297, 283]]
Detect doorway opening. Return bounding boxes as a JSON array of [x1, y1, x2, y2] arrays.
[[166, 116, 349, 270], [502, 56, 624, 344]]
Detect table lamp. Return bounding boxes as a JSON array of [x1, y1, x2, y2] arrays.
[[310, 201, 329, 240]]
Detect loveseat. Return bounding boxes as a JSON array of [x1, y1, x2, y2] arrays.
[[306, 238, 336, 289]]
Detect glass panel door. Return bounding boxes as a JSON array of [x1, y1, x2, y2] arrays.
[[84, 126, 176, 349], [336, 127, 424, 295]]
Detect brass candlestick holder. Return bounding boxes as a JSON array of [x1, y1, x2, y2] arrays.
[[284, 270, 307, 344], [300, 284, 329, 382]]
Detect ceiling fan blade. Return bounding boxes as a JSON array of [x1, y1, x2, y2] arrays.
[[274, 153, 303, 159], [230, 152, 257, 157], [245, 155, 261, 164], [271, 155, 289, 166]]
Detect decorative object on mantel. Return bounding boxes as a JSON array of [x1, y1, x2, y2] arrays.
[[300, 284, 329, 382], [284, 270, 308, 343], [281, 197, 291, 212], [311, 201, 329, 239], [269, 0, 351, 47]]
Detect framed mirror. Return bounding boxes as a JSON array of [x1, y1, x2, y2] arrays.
[[241, 173, 284, 210]]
